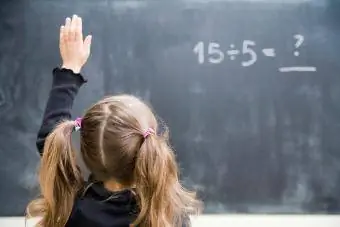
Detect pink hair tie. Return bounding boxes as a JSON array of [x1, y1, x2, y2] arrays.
[[143, 128, 155, 139], [74, 117, 82, 131]]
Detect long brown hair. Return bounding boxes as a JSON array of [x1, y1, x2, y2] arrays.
[[27, 95, 202, 227]]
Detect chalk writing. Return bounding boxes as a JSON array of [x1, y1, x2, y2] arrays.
[[278, 67, 317, 72], [241, 40, 257, 67], [227, 44, 239, 60], [262, 48, 276, 57], [193, 42, 225, 64], [192, 34, 317, 72], [293, 34, 304, 57]]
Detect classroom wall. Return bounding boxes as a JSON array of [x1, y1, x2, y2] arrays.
[[0, 215, 339, 227]]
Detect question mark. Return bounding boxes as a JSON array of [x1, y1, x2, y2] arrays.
[[294, 34, 304, 57]]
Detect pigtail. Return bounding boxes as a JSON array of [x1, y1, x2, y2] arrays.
[[27, 120, 83, 227], [133, 131, 202, 227]]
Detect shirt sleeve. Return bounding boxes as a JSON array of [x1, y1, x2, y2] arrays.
[[36, 67, 87, 155]]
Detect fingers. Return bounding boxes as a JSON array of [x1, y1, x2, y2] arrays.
[[69, 15, 77, 41], [59, 25, 65, 53], [59, 25, 65, 46], [76, 16, 83, 41], [84, 35, 92, 55], [63, 15, 83, 42], [64, 17, 71, 42]]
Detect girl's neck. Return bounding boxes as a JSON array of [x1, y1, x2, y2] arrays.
[[103, 179, 130, 192]]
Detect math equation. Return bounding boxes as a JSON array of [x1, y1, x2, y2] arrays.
[[192, 34, 317, 73]]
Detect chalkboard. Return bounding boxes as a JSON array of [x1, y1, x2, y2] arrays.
[[1, 0, 340, 216]]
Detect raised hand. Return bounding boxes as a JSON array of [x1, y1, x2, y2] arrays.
[[60, 15, 92, 74]]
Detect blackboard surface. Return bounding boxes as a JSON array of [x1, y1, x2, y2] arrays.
[[1, 0, 340, 216]]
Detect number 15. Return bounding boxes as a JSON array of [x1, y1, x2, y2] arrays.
[[193, 42, 224, 64]]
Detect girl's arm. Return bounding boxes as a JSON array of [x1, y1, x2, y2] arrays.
[[36, 15, 92, 155], [36, 68, 86, 155]]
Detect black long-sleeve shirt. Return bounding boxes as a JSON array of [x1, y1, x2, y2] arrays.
[[37, 68, 137, 227], [36, 68, 86, 155]]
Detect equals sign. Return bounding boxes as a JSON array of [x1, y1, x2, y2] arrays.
[[262, 48, 276, 57]]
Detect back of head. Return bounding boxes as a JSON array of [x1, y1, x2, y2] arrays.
[[81, 95, 202, 226], [28, 95, 202, 227]]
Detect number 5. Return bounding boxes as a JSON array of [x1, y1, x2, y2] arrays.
[[242, 40, 257, 67], [208, 42, 224, 64]]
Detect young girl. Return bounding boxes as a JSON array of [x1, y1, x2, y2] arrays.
[[26, 15, 202, 227]]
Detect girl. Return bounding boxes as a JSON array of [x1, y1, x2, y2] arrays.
[[26, 15, 202, 227]]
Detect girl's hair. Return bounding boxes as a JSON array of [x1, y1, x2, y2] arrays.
[[27, 95, 202, 227]]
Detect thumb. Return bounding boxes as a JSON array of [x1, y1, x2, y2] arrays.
[[84, 35, 92, 55]]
